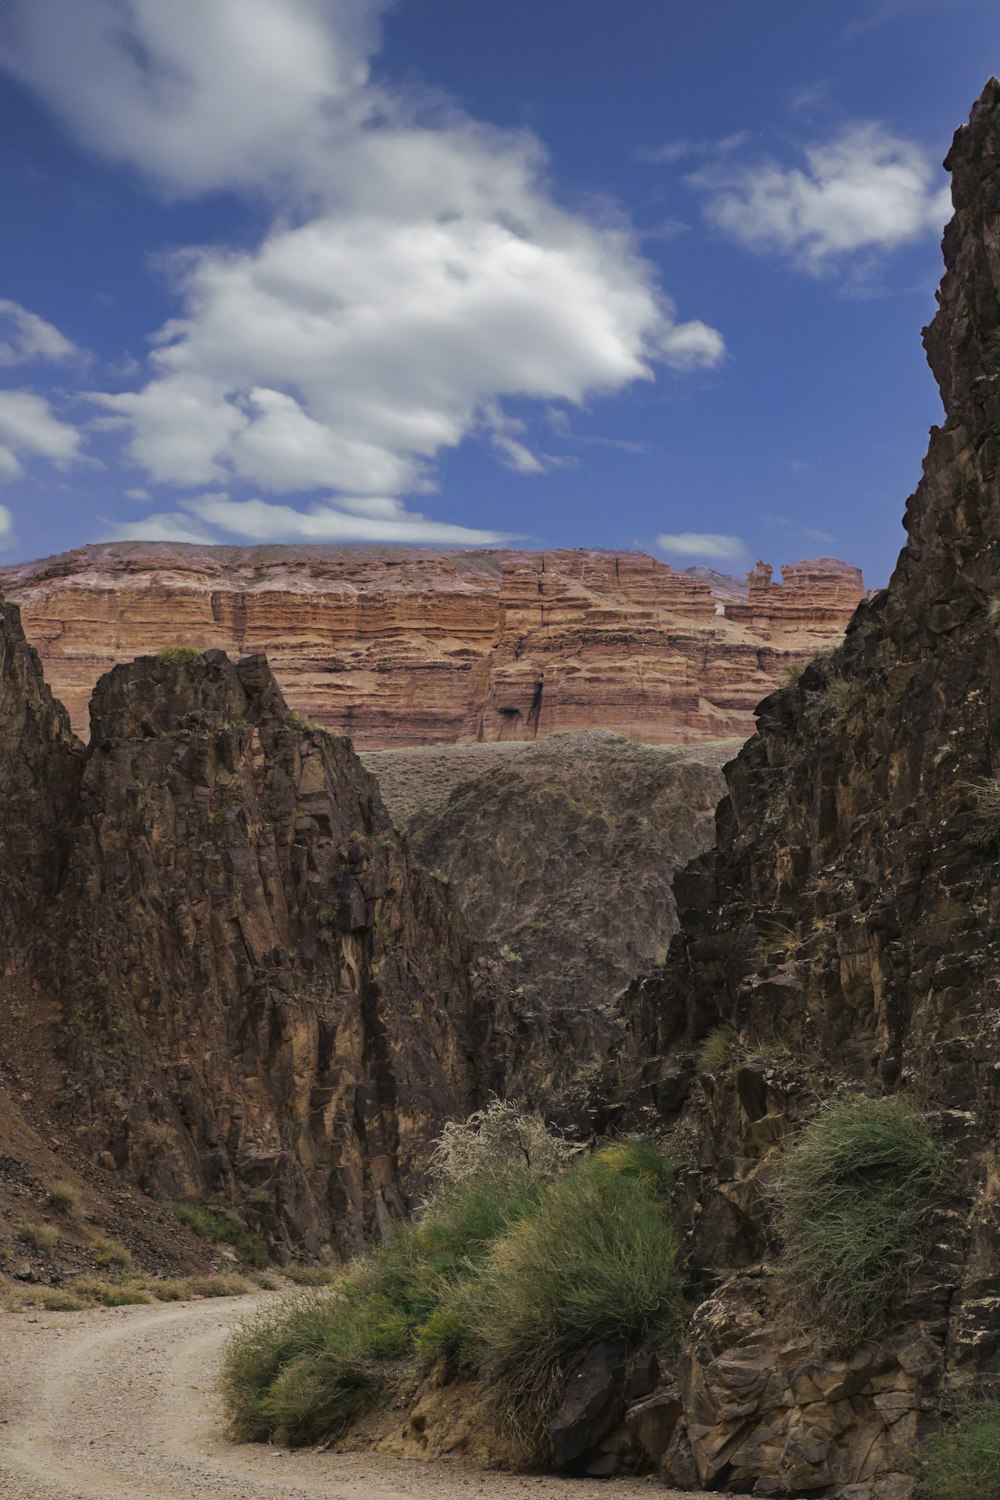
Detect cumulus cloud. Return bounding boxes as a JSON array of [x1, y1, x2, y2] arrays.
[[0, 0, 383, 199], [656, 531, 747, 562], [689, 123, 952, 274], [108, 493, 516, 547], [0, 390, 82, 480], [0, 299, 77, 366], [0, 504, 12, 547], [1, 0, 724, 538]]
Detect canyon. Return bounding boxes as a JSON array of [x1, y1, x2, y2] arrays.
[[0, 545, 864, 747], [2, 59, 999, 1500]]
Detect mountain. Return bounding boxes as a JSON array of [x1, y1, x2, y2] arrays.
[[0, 545, 863, 747]]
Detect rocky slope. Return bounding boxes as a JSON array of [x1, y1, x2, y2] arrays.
[[0, 545, 864, 747], [0, 602, 514, 1262], [604, 78, 1000, 1498], [365, 734, 734, 1105]]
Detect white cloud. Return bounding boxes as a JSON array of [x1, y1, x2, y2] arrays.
[[0, 504, 12, 547], [0, 390, 82, 480], [105, 511, 214, 545], [109, 492, 516, 547], [124, 487, 151, 502], [689, 123, 952, 274], [87, 164, 719, 499], [0, 0, 382, 199], [1, 0, 724, 530], [656, 531, 747, 562], [0, 298, 77, 366], [637, 132, 750, 167]]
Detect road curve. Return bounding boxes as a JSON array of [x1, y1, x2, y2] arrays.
[[0, 1297, 694, 1499]]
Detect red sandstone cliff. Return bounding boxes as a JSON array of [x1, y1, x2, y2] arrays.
[[0, 545, 864, 746]]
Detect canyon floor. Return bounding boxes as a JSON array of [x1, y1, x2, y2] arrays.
[[0, 1297, 699, 1500]]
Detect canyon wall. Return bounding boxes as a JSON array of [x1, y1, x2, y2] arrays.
[[609, 78, 1000, 1498], [0, 546, 864, 746], [0, 601, 514, 1261]]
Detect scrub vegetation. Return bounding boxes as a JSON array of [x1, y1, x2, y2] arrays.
[[220, 1105, 682, 1459]]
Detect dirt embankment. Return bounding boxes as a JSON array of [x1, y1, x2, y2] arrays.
[[0, 1297, 698, 1500]]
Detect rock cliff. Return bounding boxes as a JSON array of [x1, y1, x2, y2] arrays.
[[610, 78, 1000, 1497], [366, 733, 733, 1107], [0, 603, 513, 1261], [0, 545, 864, 747]]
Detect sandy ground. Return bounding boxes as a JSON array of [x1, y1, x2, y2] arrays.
[[0, 1297, 699, 1500]]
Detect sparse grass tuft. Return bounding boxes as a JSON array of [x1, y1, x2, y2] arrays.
[[91, 1236, 131, 1269], [5, 1272, 258, 1313], [170, 1202, 269, 1268], [825, 675, 852, 715], [20, 1223, 58, 1253], [157, 644, 204, 664], [777, 661, 803, 688], [281, 1264, 342, 1287], [917, 1392, 1000, 1500], [697, 1024, 733, 1075], [70, 1275, 152, 1306], [45, 1179, 81, 1216], [777, 1095, 949, 1344], [33, 1288, 89, 1311], [973, 776, 1000, 841]]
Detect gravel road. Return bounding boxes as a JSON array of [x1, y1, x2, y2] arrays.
[[0, 1297, 698, 1499]]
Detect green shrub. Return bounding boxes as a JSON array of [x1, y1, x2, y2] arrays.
[[917, 1393, 1000, 1500], [219, 1126, 680, 1457], [777, 1095, 948, 1344], [461, 1140, 682, 1448], [171, 1202, 269, 1268], [697, 1024, 733, 1075], [221, 1294, 377, 1443]]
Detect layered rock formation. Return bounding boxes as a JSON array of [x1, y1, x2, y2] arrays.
[[0, 545, 864, 747], [607, 78, 1000, 1497], [0, 603, 512, 1260]]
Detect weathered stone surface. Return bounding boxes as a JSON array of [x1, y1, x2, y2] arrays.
[[610, 77, 1000, 1500], [369, 734, 732, 1105], [548, 1335, 629, 1467], [0, 611, 514, 1257], [625, 1390, 682, 1462], [0, 544, 864, 747]]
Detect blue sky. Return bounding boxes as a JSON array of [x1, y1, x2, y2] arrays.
[[0, 0, 995, 584]]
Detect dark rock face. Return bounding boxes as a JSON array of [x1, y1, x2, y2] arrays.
[[0, 618, 512, 1258], [368, 733, 732, 1108], [610, 78, 1000, 1498]]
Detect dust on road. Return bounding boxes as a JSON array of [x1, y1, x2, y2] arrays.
[[0, 1297, 698, 1499]]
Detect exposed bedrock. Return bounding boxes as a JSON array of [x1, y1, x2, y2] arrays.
[[0, 544, 864, 748], [0, 608, 514, 1259], [610, 78, 1000, 1498]]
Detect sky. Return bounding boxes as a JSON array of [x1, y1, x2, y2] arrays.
[[0, 0, 996, 585]]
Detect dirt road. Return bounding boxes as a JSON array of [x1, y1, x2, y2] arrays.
[[0, 1297, 695, 1499]]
